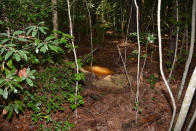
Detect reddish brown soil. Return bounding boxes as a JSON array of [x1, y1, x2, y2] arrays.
[[0, 36, 195, 131]]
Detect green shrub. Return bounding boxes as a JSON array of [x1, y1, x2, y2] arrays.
[[0, 22, 83, 124]]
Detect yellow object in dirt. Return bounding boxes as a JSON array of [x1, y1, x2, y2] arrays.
[[82, 65, 114, 75]]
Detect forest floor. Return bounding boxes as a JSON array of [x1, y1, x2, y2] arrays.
[[0, 34, 195, 131]]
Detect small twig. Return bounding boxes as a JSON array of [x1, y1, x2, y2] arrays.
[[139, 55, 148, 84], [117, 45, 132, 91]]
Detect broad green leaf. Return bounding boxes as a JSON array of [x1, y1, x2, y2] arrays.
[[1, 39, 10, 44], [6, 44, 16, 47], [13, 30, 25, 36], [18, 51, 27, 61], [57, 47, 64, 52], [62, 33, 72, 39], [7, 106, 13, 119], [14, 53, 21, 62], [15, 101, 23, 111], [26, 25, 34, 30], [9, 83, 15, 92], [14, 105, 19, 114], [45, 35, 55, 42], [3, 88, 8, 99], [5, 51, 14, 60], [30, 70, 36, 75], [36, 43, 44, 49], [48, 45, 58, 52], [17, 38, 28, 42], [0, 79, 4, 85], [0, 88, 3, 95], [26, 68, 30, 74], [26, 78, 33, 87], [39, 27, 47, 34], [42, 27, 49, 30], [26, 26, 35, 36], [1, 48, 5, 54], [23, 53, 28, 61], [18, 51, 24, 57], [14, 100, 24, 105], [32, 29, 37, 37], [38, 21, 45, 25], [22, 50, 29, 54], [4, 68, 10, 77], [52, 39, 59, 45], [40, 46, 47, 53], [13, 81, 22, 89], [0, 33, 8, 36], [7, 59, 13, 68]]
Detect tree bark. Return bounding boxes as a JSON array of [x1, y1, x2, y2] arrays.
[[67, 0, 79, 116], [178, 0, 196, 99], [168, 27, 176, 62], [157, 0, 176, 130], [85, 0, 94, 76], [168, 1, 177, 63], [52, 0, 58, 38], [133, 0, 141, 123], [168, 0, 179, 82], [174, 67, 196, 131], [128, 0, 142, 33], [187, 107, 196, 131]]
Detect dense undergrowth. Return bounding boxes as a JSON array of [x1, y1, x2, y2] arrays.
[[0, 23, 84, 129], [26, 64, 83, 130]]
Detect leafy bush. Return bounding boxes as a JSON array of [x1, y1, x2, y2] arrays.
[[0, 22, 83, 123], [25, 64, 84, 123]]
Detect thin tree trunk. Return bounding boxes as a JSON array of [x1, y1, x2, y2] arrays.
[[67, 0, 79, 116], [133, 0, 141, 123], [185, 23, 189, 54], [184, 1, 189, 54], [168, 0, 179, 82], [150, 0, 156, 63], [117, 45, 132, 90], [52, 0, 58, 38], [187, 107, 196, 131], [178, 0, 196, 99], [125, 0, 133, 64], [180, 31, 186, 55], [168, 0, 177, 63], [120, 0, 123, 36], [120, 0, 125, 37], [128, 0, 141, 33], [174, 67, 196, 131], [84, 0, 94, 76], [157, 0, 176, 130], [72, 0, 75, 31]]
